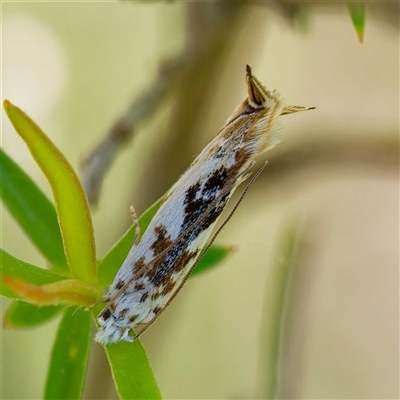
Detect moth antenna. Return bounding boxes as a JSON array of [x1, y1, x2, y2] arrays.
[[130, 161, 268, 342], [130, 204, 141, 246]]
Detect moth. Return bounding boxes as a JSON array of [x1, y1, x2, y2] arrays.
[[95, 65, 314, 344]]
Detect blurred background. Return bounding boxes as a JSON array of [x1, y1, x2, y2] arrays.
[[1, 2, 398, 399]]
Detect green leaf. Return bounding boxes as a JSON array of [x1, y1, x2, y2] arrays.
[[97, 196, 163, 288], [4, 100, 96, 283], [348, 3, 366, 43], [261, 222, 300, 399], [44, 307, 92, 400], [4, 301, 62, 328], [1, 248, 66, 299], [0, 148, 69, 273], [104, 340, 162, 400], [191, 245, 236, 277]]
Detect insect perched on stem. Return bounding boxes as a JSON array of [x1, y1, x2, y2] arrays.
[[95, 65, 314, 345]]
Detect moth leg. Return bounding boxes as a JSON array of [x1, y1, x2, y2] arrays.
[[130, 205, 140, 246], [85, 295, 110, 311]]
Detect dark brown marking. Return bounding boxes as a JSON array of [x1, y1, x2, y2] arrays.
[[140, 292, 149, 302], [149, 248, 200, 291], [115, 279, 124, 290], [150, 225, 174, 255], [182, 179, 229, 233], [175, 249, 200, 273], [185, 183, 200, 204], [101, 308, 111, 321], [235, 146, 249, 164], [203, 167, 228, 197], [151, 292, 160, 301], [144, 225, 182, 285], [159, 278, 176, 297], [134, 282, 145, 291], [153, 306, 161, 315], [134, 256, 146, 270], [129, 314, 139, 324], [118, 308, 129, 319]]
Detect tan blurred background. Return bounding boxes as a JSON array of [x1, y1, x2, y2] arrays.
[[1, 2, 398, 399]]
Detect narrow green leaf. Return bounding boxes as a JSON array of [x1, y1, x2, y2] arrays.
[[0, 148, 69, 273], [44, 307, 92, 400], [97, 196, 163, 288], [104, 340, 162, 400], [4, 301, 62, 328], [1, 133, 81, 329], [1, 248, 67, 299], [348, 3, 366, 43], [191, 245, 237, 277], [260, 222, 300, 399], [4, 100, 96, 283]]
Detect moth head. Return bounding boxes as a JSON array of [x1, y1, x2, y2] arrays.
[[222, 66, 314, 150], [244, 65, 315, 153], [246, 64, 315, 115]]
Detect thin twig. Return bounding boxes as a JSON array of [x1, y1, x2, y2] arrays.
[[80, 53, 187, 205], [261, 134, 398, 188], [80, 3, 245, 206]]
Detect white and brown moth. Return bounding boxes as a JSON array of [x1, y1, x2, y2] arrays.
[[95, 65, 314, 345]]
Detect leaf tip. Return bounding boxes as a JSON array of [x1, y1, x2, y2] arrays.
[[3, 99, 12, 114], [3, 314, 14, 328], [3, 100, 19, 120], [348, 2, 366, 44], [229, 244, 239, 254], [3, 316, 10, 328]]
